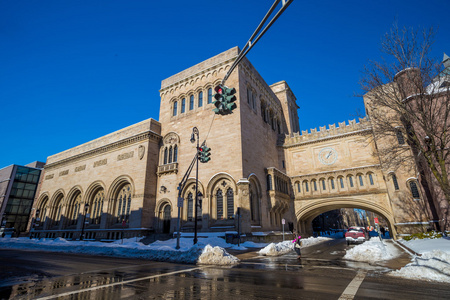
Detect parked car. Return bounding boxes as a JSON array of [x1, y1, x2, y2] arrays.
[[345, 226, 368, 245]]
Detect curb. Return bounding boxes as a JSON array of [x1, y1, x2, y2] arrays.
[[394, 240, 422, 256]]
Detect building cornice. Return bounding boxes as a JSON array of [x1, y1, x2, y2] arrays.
[[45, 131, 161, 170], [290, 164, 382, 180]]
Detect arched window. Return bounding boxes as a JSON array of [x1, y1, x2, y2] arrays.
[[368, 173, 374, 185], [247, 88, 252, 104], [216, 189, 223, 219], [409, 181, 420, 199], [312, 180, 317, 191], [261, 101, 266, 119], [304, 181, 309, 192], [92, 189, 104, 225], [267, 175, 272, 190], [189, 95, 194, 110], [392, 174, 399, 190], [358, 175, 364, 186], [173, 145, 178, 162], [173, 101, 178, 116], [181, 98, 186, 113], [330, 178, 335, 189], [198, 91, 203, 107], [226, 188, 234, 219], [321, 179, 326, 190], [52, 195, 64, 226], [116, 184, 131, 223], [339, 177, 344, 189], [164, 148, 168, 164], [207, 88, 212, 104], [68, 193, 81, 226], [348, 176, 354, 188], [296, 181, 301, 193], [168, 147, 173, 164], [187, 192, 193, 221], [252, 92, 256, 109]]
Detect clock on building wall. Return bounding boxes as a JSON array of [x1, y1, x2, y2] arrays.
[[318, 147, 338, 165]]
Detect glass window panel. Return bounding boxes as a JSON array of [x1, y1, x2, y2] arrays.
[[189, 95, 194, 110], [208, 88, 212, 104], [198, 92, 203, 107], [181, 98, 186, 113]]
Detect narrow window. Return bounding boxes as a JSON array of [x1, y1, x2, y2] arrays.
[[369, 174, 374, 185], [189, 95, 194, 110], [227, 188, 234, 219], [207, 88, 212, 104], [267, 175, 272, 190], [340, 177, 344, 188], [392, 174, 399, 190], [247, 88, 251, 104], [305, 181, 309, 192], [198, 91, 203, 107], [252, 92, 256, 109], [359, 175, 364, 186], [313, 180, 317, 191], [296, 182, 301, 193], [216, 189, 223, 219], [173, 101, 178, 116], [396, 129, 405, 145], [187, 192, 193, 220], [173, 145, 178, 162], [164, 148, 168, 164], [181, 98, 186, 113], [410, 181, 420, 199], [349, 176, 354, 187], [282, 160, 285, 168], [168, 146, 173, 163], [330, 179, 335, 189], [322, 180, 326, 190]]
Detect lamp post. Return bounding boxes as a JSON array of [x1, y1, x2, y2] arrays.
[[190, 127, 200, 245], [80, 202, 89, 240]]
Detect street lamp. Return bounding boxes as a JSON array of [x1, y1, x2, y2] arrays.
[[191, 127, 200, 245], [80, 202, 90, 240]]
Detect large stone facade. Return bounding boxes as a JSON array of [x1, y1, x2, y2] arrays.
[[30, 47, 438, 240]]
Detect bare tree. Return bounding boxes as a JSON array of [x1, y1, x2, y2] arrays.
[[360, 25, 450, 217]]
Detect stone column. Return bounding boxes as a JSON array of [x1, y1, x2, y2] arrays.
[[237, 179, 251, 233]]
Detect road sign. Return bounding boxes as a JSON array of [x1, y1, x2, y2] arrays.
[[374, 217, 379, 224], [282, 218, 285, 225]]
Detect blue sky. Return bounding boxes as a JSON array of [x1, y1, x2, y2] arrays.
[[1, 0, 449, 167]]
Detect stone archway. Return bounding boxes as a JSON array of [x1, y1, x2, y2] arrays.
[[295, 197, 397, 239]]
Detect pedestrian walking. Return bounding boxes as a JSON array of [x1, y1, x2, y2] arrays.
[[292, 233, 302, 259], [380, 226, 385, 237]]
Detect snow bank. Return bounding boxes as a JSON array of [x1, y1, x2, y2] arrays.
[[344, 238, 400, 263], [198, 245, 240, 265], [258, 236, 332, 256], [390, 250, 450, 283]]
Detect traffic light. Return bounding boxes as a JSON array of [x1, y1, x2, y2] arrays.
[[212, 85, 237, 115], [198, 145, 211, 163]]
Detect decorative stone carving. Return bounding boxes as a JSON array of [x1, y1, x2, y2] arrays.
[[117, 151, 134, 161], [75, 165, 86, 172], [93, 159, 107, 168], [163, 132, 180, 145], [59, 170, 69, 176], [138, 145, 145, 160]]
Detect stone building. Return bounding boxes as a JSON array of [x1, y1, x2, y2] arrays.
[[29, 47, 441, 240]]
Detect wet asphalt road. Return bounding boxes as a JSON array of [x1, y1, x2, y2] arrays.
[[1, 238, 449, 299]]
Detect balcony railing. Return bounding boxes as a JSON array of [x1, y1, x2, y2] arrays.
[[157, 162, 178, 175]]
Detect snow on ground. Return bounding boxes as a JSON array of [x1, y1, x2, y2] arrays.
[[258, 236, 332, 256], [344, 236, 450, 283], [344, 238, 401, 263]]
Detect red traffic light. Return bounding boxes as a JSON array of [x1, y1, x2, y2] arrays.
[[214, 85, 223, 94]]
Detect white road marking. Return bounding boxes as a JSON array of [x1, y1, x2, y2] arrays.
[[338, 270, 367, 300], [35, 266, 208, 300]]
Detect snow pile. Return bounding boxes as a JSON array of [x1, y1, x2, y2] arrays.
[[390, 250, 450, 283], [258, 236, 332, 256], [401, 236, 450, 253], [258, 240, 293, 256], [344, 238, 400, 263], [0, 237, 239, 265], [198, 245, 240, 265]]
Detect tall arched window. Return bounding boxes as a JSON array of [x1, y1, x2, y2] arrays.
[[321, 179, 326, 190], [198, 91, 203, 107], [304, 181, 309, 192], [52, 195, 64, 226], [392, 174, 399, 190], [330, 178, 335, 189], [247, 88, 252, 104], [368, 173, 374, 185], [348, 176, 354, 188], [312, 180, 317, 191], [181, 98, 186, 113], [339, 177, 344, 189], [187, 192, 193, 221], [68, 193, 81, 226], [216, 189, 223, 219], [409, 181, 421, 199], [116, 184, 131, 223], [189, 95, 194, 110], [164, 148, 168, 164], [296, 181, 301, 193], [173, 145, 178, 162], [168, 146, 173, 163], [92, 189, 104, 225], [226, 188, 234, 219], [208, 88, 212, 104], [358, 175, 364, 186], [173, 101, 178, 116]]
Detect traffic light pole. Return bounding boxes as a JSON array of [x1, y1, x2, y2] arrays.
[[192, 127, 200, 245], [221, 0, 294, 86]]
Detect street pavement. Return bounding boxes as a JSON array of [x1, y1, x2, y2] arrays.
[[0, 238, 449, 299]]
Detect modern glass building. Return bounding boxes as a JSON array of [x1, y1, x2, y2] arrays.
[[0, 162, 44, 235]]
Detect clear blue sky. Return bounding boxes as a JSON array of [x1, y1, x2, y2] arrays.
[[1, 0, 449, 167]]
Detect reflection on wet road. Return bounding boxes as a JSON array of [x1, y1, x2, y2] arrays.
[[1, 238, 449, 300]]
